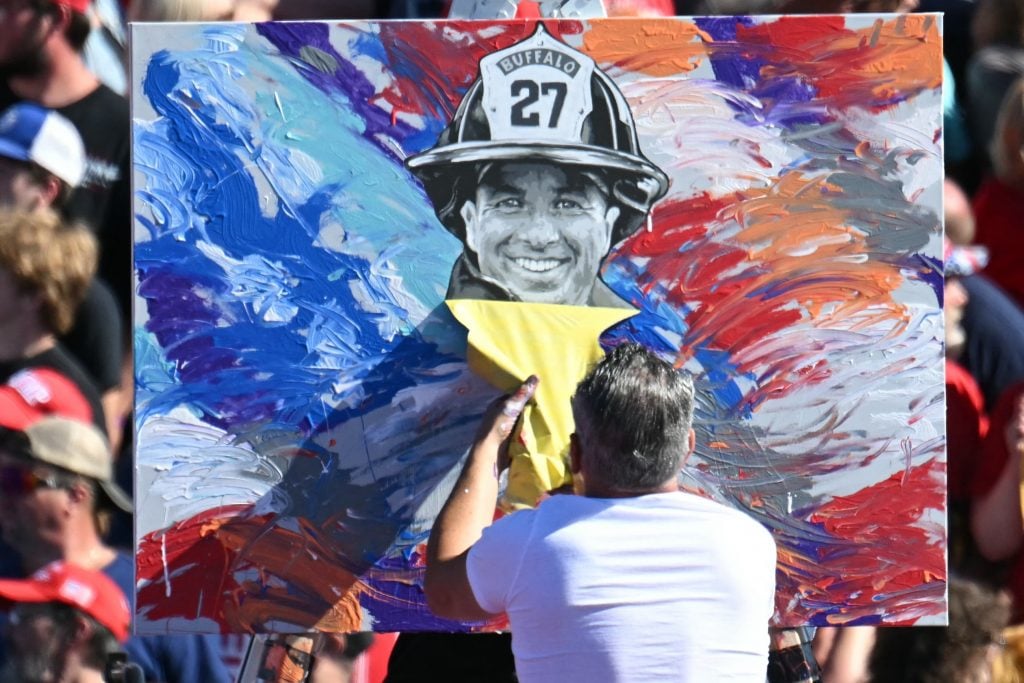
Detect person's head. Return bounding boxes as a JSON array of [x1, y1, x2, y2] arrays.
[[944, 178, 975, 246], [0, 561, 128, 683], [457, 161, 620, 305], [127, 0, 237, 22], [0, 0, 91, 78], [0, 103, 84, 212], [570, 343, 695, 496], [0, 416, 131, 561], [407, 24, 668, 303], [991, 76, 1024, 186], [0, 209, 96, 336], [868, 576, 1010, 683], [972, 0, 1024, 51]]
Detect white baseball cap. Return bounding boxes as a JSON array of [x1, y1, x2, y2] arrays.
[[0, 416, 133, 513], [0, 103, 86, 188]]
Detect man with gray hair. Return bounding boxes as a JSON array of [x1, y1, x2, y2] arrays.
[[425, 343, 778, 682]]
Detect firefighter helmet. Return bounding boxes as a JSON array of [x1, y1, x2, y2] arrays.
[[406, 24, 669, 245]]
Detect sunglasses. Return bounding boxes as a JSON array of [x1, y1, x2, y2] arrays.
[[0, 465, 62, 497]]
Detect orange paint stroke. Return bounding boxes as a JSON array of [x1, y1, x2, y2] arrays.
[[679, 171, 912, 356], [746, 15, 942, 104], [582, 20, 712, 76], [215, 516, 367, 632], [736, 229, 905, 325]]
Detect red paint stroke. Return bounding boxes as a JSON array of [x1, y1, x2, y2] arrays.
[[736, 15, 942, 112], [137, 506, 365, 633], [779, 458, 946, 625], [621, 172, 911, 410], [621, 191, 806, 378]]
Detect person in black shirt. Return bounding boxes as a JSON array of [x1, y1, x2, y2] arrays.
[[0, 0, 131, 316], [0, 102, 122, 438], [0, 0, 131, 458]]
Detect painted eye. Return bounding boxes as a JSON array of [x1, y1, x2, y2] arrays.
[[554, 198, 584, 210], [494, 198, 524, 210]]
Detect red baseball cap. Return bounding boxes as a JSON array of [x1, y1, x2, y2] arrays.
[[50, 0, 92, 14], [0, 561, 130, 642], [0, 368, 93, 431]]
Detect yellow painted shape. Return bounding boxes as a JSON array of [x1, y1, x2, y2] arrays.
[[447, 299, 636, 509]]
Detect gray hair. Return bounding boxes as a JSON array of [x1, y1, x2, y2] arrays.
[[571, 343, 695, 492]]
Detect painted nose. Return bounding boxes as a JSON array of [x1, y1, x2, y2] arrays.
[[518, 211, 560, 247]]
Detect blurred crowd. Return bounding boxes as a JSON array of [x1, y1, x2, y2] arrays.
[[0, 0, 1021, 681]]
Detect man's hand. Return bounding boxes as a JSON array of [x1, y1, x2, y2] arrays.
[[973, 387, 1024, 561], [473, 375, 539, 472], [425, 376, 538, 621]]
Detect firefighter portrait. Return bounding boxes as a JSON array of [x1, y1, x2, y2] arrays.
[[407, 25, 670, 309]]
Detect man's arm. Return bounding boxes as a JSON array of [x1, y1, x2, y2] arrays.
[[972, 390, 1024, 560], [424, 376, 538, 621]]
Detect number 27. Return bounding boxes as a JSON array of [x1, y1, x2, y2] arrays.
[[510, 80, 567, 128]]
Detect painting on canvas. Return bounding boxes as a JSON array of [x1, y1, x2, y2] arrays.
[[132, 15, 945, 633]]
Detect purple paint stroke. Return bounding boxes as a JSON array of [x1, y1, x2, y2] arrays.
[[695, 17, 766, 92], [695, 18, 839, 129], [360, 555, 494, 631]]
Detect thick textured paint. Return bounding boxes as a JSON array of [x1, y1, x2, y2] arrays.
[[133, 16, 945, 633], [803, 458, 946, 626], [736, 15, 942, 110], [581, 19, 712, 76], [136, 506, 368, 631]]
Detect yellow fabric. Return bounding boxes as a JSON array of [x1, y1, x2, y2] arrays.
[[447, 299, 635, 509]]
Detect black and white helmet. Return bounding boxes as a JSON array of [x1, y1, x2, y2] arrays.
[[407, 24, 669, 244]]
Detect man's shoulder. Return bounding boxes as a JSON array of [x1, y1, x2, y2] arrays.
[[102, 551, 134, 598], [487, 503, 542, 534], [639, 492, 776, 559], [498, 493, 775, 553], [531, 492, 769, 539], [62, 83, 128, 116], [677, 491, 774, 532], [58, 84, 129, 149]]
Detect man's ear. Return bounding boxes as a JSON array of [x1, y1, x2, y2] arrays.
[[38, 175, 62, 210], [681, 428, 695, 466], [71, 612, 93, 647], [40, 3, 71, 37], [460, 200, 479, 254], [602, 205, 620, 251], [67, 479, 91, 506]]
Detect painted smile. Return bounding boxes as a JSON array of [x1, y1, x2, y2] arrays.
[[513, 257, 566, 273]]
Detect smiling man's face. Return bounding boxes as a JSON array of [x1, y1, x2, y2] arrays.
[[460, 162, 620, 306]]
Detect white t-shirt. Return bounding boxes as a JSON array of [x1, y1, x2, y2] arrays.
[[466, 491, 777, 683]]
